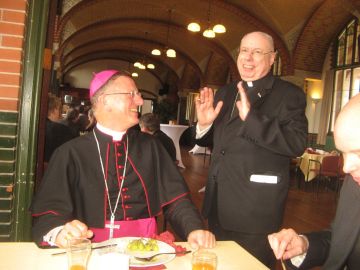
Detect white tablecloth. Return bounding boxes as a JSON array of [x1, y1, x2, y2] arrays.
[[160, 124, 188, 168], [0, 241, 269, 270], [189, 144, 211, 155]]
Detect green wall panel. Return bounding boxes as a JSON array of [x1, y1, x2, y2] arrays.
[[0, 112, 18, 123], [0, 137, 16, 148], [0, 211, 11, 223], [0, 149, 15, 161], [0, 175, 14, 185], [0, 124, 17, 136]]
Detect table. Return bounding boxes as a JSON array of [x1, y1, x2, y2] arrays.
[[0, 241, 269, 270], [299, 152, 327, 181], [160, 124, 188, 168]]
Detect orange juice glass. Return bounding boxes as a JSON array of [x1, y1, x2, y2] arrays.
[[192, 250, 217, 270], [67, 238, 92, 270]]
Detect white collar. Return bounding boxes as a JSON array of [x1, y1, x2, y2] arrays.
[[96, 123, 125, 141], [246, 81, 253, 87]]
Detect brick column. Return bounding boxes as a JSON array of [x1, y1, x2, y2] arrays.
[[0, 0, 27, 241]]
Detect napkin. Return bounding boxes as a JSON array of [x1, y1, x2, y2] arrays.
[[152, 231, 187, 255]]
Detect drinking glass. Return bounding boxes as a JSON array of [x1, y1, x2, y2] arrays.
[[67, 238, 92, 270], [192, 249, 217, 270]]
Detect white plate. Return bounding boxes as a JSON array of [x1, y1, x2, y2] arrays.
[[89, 237, 176, 268]]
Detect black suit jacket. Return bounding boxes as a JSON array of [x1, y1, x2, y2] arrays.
[[292, 175, 360, 270], [196, 73, 308, 233]]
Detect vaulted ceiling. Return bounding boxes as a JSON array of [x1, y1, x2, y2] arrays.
[[55, 0, 360, 98]]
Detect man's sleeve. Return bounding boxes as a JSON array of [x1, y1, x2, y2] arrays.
[[286, 230, 331, 269], [163, 196, 204, 240], [30, 147, 75, 245]]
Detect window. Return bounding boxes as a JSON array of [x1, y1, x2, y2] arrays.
[[332, 19, 360, 131], [272, 53, 282, 76]]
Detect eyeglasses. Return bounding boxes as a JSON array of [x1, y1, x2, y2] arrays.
[[104, 90, 142, 98], [238, 48, 274, 60]]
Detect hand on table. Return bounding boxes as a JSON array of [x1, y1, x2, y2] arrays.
[[268, 228, 309, 260], [55, 219, 93, 248], [187, 230, 216, 249]]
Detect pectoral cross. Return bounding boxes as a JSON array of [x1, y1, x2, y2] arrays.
[[105, 214, 120, 239]]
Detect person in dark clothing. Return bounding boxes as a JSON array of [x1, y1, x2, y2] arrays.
[[268, 93, 360, 270], [44, 94, 76, 162], [31, 70, 215, 249], [194, 31, 308, 267], [76, 105, 90, 132], [139, 113, 177, 163], [59, 107, 80, 137]]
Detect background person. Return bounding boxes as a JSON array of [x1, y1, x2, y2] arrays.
[[268, 93, 360, 270], [139, 113, 177, 163], [59, 107, 80, 137], [44, 94, 76, 162], [194, 31, 308, 267], [31, 70, 215, 249]]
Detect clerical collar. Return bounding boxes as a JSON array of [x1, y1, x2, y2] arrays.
[[96, 123, 125, 141], [243, 72, 272, 91]]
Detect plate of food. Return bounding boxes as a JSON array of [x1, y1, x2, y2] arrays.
[[90, 237, 176, 268]]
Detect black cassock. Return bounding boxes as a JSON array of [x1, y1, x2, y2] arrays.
[[31, 127, 203, 244]]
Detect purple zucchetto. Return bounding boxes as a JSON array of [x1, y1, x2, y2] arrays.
[[89, 70, 119, 98]]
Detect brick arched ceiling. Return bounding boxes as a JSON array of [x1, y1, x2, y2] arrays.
[[293, 0, 360, 72], [56, 0, 358, 94]]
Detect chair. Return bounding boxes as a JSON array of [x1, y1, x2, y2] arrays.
[[334, 154, 347, 198], [307, 155, 341, 196]]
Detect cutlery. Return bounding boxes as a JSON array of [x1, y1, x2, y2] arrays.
[[51, 243, 117, 256], [134, 250, 191, 262]]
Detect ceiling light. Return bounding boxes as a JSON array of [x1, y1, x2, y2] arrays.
[[187, 22, 201, 32], [131, 72, 138, 77], [134, 62, 141, 67], [166, 48, 176, 58], [203, 29, 215, 38], [213, 24, 226, 34], [152, 9, 177, 58], [151, 49, 161, 56], [147, 63, 155, 69]]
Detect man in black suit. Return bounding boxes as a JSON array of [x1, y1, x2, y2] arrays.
[[268, 93, 360, 270], [195, 31, 308, 267]]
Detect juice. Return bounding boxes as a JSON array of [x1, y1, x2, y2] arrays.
[[192, 262, 216, 270], [69, 265, 86, 270]]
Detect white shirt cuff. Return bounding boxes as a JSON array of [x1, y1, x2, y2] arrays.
[[290, 252, 307, 267], [196, 123, 212, 139], [290, 235, 309, 267], [43, 225, 64, 246]]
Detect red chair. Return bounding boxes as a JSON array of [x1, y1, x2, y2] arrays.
[[307, 155, 341, 196]]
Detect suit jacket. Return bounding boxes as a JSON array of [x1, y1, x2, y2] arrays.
[[196, 73, 308, 233], [293, 175, 360, 270]]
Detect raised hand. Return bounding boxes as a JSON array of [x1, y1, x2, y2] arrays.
[[195, 87, 223, 130], [236, 81, 251, 121]]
